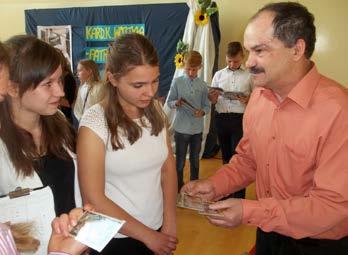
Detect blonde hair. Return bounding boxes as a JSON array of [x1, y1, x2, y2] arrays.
[[184, 50, 202, 67], [10, 223, 40, 253], [78, 59, 100, 83]]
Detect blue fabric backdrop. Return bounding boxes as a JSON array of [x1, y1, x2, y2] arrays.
[[25, 3, 189, 96]]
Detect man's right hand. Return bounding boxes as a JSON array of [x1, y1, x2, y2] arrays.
[[181, 179, 217, 201]]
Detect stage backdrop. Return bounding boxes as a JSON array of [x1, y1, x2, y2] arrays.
[[25, 3, 189, 96]]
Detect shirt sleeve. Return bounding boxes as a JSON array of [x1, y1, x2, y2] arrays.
[[73, 87, 84, 121], [211, 71, 219, 88], [79, 105, 108, 145], [208, 101, 257, 197], [201, 84, 211, 115], [0, 223, 18, 255], [242, 106, 348, 239], [166, 78, 179, 109], [85, 82, 102, 110]]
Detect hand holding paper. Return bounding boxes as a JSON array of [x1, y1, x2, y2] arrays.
[[204, 198, 243, 228], [67, 210, 125, 252]]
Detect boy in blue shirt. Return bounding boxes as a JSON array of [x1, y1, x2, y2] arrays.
[[167, 51, 210, 190]]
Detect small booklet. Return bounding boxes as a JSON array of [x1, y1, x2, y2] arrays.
[[223, 91, 246, 100], [176, 193, 221, 216], [70, 211, 125, 252], [209, 87, 246, 100]]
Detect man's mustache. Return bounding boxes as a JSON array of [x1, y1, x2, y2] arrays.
[[249, 66, 265, 74]]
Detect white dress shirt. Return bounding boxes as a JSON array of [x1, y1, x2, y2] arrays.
[[211, 66, 252, 113]]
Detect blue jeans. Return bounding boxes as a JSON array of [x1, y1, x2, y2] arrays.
[[174, 131, 202, 190]]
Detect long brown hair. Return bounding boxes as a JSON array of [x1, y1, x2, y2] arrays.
[[0, 41, 9, 68], [104, 33, 164, 150], [0, 35, 75, 176]]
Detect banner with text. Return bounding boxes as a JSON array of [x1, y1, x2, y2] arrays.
[[85, 24, 144, 63], [85, 24, 144, 41]]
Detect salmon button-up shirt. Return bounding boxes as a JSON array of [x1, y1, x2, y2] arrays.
[[209, 64, 348, 239]]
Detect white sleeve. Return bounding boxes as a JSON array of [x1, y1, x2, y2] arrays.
[[211, 71, 220, 87], [79, 104, 108, 145], [73, 87, 84, 121]]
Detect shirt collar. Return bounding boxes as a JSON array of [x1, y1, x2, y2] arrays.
[[184, 73, 198, 82], [225, 65, 245, 72], [258, 63, 321, 109], [287, 63, 321, 109]]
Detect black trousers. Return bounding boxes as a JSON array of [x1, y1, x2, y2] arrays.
[[90, 237, 153, 255], [256, 228, 348, 255], [215, 112, 245, 198]]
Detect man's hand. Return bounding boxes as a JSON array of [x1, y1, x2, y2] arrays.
[[205, 198, 243, 228], [181, 179, 217, 201]]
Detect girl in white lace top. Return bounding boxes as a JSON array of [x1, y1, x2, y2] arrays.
[[77, 33, 178, 255]]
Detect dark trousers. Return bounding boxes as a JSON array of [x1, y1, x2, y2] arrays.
[[215, 112, 245, 198], [90, 237, 153, 255], [174, 131, 202, 190], [256, 228, 348, 255]]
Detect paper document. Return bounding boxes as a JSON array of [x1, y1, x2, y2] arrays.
[[70, 211, 125, 252], [0, 186, 56, 255]]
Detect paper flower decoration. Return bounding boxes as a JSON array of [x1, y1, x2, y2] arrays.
[[174, 53, 184, 68]]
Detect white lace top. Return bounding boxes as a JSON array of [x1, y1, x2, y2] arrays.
[[79, 104, 168, 238]]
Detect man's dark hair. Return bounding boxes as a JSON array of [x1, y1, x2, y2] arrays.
[[253, 2, 316, 58], [226, 41, 243, 57]]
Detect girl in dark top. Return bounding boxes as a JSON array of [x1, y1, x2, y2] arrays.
[[60, 59, 77, 124], [0, 35, 76, 215]]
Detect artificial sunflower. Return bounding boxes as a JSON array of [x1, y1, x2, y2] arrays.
[[174, 53, 184, 68], [194, 9, 208, 26]]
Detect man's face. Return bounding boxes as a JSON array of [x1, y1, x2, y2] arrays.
[[226, 53, 243, 71], [244, 11, 295, 89]]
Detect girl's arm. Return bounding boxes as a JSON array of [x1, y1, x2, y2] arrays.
[[160, 129, 178, 238], [77, 127, 177, 254]]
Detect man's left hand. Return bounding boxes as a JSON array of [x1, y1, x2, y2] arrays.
[[205, 198, 243, 228]]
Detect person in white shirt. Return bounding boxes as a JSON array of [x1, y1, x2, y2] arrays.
[[77, 33, 177, 255], [73, 59, 102, 122], [0, 40, 86, 255], [208, 42, 253, 198]]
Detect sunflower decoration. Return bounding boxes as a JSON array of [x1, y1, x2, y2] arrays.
[[174, 40, 189, 69], [194, 10, 208, 26], [194, 0, 218, 26], [175, 53, 185, 68]]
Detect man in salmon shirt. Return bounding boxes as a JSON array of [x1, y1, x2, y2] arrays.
[[182, 2, 348, 254]]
